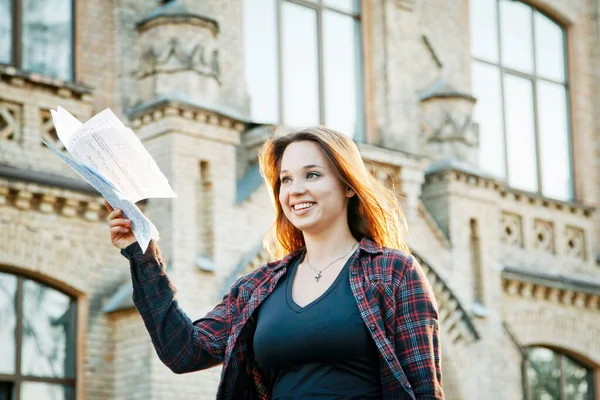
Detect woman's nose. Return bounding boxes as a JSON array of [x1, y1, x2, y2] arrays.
[[289, 180, 307, 195]]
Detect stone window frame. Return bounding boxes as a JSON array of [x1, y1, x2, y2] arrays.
[[243, 0, 378, 142], [1, 0, 77, 82], [0, 268, 82, 400], [523, 346, 597, 400], [469, 0, 574, 202]]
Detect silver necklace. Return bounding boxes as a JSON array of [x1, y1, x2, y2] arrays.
[[305, 241, 358, 282]]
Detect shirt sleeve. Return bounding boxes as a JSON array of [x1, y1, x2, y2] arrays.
[[394, 255, 444, 399], [121, 240, 232, 374]]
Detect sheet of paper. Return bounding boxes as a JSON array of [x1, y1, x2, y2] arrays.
[[50, 106, 83, 148], [43, 140, 158, 253], [51, 108, 177, 203]]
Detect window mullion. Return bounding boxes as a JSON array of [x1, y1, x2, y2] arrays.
[[316, 6, 325, 125], [14, 277, 23, 400], [495, 0, 509, 182], [277, 0, 284, 123], [12, 0, 22, 68], [558, 354, 566, 400], [530, 8, 543, 195]]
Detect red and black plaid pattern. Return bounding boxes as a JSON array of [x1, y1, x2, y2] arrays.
[[123, 238, 444, 400]]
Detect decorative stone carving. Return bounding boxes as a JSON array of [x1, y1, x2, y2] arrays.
[[40, 109, 63, 150], [0, 101, 21, 141], [564, 225, 585, 260], [500, 212, 523, 248], [533, 219, 554, 254], [420, 79, 479, 165], [134, 0, 221, 106], [138, 38, 219, 81]]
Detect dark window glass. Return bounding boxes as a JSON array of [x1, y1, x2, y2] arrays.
[[21, 0, 73, 80], [0, 0, 11, 64], [0, 272, 76, 400]]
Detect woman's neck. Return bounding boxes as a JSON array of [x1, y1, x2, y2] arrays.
[[302, 225, 358, 266]]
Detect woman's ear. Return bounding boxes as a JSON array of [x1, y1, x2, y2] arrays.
[[346, 187, 355, 198]]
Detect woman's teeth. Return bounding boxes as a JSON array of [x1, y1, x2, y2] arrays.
[[294, 202, 314, 210]]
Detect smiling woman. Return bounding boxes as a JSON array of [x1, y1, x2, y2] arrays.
[[109, 126, 443, 400]]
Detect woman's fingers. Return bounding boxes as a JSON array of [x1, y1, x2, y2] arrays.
[[108, 217, 131, 227], [110, 225, 130, 234], [104, 200, 114, 212]]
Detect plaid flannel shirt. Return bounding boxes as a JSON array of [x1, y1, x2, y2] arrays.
[[122, 237, 444, 400]]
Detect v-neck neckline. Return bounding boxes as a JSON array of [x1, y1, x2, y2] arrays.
[[285, 253, 353, 313]]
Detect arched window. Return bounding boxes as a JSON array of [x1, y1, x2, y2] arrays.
[[0, 271, 76, 400], [524, 347, 595, 399], [243, 0, 364, 139], [469, 0, 573, 201]]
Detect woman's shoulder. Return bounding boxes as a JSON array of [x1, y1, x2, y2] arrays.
[[361, 239, 418, 281]]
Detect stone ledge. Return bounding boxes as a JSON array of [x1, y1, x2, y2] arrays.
[[136, 0, 219, 36], [425, 157, 595, 217], [0, 65, 93, 101], [501, 265, 600, 310], [127, 95, 249, 133], [0, 164, 109, 221]]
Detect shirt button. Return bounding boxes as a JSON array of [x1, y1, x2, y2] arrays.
[[358, 295, 364, 300], [369, 324, 376, 331], [387, 354, 394, 361], [352, 271, 357, 276]]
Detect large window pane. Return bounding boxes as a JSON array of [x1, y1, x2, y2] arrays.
[[244, 0, 279, 123], [500, 0, 533, 74], [281, 3, 320, 127], [472, 62, 506, 179], [534, 12, 565, 82], [0, 273, 17, 374], [20, 382, 74, 400], [22, 0, 73, 80], [527, 348, 560, 400], [469, 0, 499, 62], [563, 356, 591, 400], [504, 74, 537, 192], [537, 82, 572, 200], [21, 280, 75, 378], [324, 0, 360, 14], [0, 0, 11, 64], [323, 11, 362, 138]]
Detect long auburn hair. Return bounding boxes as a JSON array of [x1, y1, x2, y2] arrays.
[[258, 126, 409, 259]]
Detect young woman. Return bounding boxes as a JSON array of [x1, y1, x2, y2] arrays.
[[106, 127, 444, 400]]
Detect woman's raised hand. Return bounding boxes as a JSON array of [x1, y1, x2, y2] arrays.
[[105, 200, 137, 249]]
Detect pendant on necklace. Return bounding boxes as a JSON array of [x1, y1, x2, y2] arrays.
[[315, 271, 322, 282]]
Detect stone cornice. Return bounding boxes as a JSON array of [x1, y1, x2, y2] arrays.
[[501, 266, 600, 310], [0, 177, 106, 222], [128, 96, 248, 133], [0, 164, 96, 195], [0, 65, 93, 101], [425, 158, 595, 217], [137, 14, 219, 36], [0, 164, 116, 222]]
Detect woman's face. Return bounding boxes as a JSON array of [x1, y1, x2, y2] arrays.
[[278, 141, 350, 235]]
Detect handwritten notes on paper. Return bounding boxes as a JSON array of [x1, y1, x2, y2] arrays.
[[44, 106, 177, 253]]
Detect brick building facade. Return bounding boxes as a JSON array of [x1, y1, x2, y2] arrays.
[[0, 0, 599, 399]]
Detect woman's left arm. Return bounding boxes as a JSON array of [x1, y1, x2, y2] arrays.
[[394, 255, 444, 399]]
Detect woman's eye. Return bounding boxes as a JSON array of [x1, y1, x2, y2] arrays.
[[281, 177, 291, 184], [306, 172, 320, 179]]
